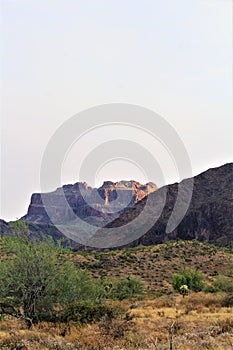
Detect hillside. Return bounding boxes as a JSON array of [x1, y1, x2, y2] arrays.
[[88, 163, 233, 249], [0, 239, 232, 350], [70, 240, 233, 294]]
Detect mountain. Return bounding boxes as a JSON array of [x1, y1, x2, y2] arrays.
[[0, 218, 74, 245], [0, 219, 11, 235], [86, 163, 233, 249], [22, 180, 157, 226], [1, 164, 232, 249], [1, 180, 157, 246]]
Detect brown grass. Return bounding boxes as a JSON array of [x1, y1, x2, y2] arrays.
[[0, 293, 232, 349], [0, 240, 232, 349]]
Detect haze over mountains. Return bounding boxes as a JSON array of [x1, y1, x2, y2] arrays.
[[0, 163, 232, 249]]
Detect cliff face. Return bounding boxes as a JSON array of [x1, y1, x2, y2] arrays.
[[1, 164, 232, 249], [94, 163, 233, 248], [22, 180, 157, 226]]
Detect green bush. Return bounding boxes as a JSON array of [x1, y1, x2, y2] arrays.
[[110, 276, 145, 301], [203, 284, 218, 293], [172, 268, 204, 293], [212, 275, 233, 293], [61, 300, 118, 323]]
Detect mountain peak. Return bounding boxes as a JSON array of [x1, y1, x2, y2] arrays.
[[21, 179, 158, 225]]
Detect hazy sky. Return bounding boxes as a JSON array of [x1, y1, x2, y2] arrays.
[[1, 0, 232, 221]]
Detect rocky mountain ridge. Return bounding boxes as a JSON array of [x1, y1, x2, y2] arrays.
[[1, 163, 232, 249], [89, 163, 233, 249], [22, 180, 157, 226]]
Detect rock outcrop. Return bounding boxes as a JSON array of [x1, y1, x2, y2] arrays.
[[93, 163, 233, 248], [22, 180, 157, 226]]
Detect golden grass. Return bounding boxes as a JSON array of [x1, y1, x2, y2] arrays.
[[0, 293, 232, 350], [0, 240, 232, 348]]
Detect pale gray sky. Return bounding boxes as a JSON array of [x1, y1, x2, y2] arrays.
[[1, 0, 232, 221]]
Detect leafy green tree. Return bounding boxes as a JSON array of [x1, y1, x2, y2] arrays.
[[172, 268, 204, 293], [172, 273, 187, 292], [0, 221, 103, 326]]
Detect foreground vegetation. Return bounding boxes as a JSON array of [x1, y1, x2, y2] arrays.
[[0, 293, 232, 349], [0, 222, 144, 327], [0, 221, 232, 349]]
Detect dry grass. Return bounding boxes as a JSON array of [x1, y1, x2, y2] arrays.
[[1, 239, 232, 349], [0, 240, 232, 349], [0, 293, 232, 350]]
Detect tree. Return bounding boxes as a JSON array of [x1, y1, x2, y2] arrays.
[[172, 268, 204, 293], [0, 221, 101, 326]]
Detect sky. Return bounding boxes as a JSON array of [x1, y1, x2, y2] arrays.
[[1, 0, 232, 221]]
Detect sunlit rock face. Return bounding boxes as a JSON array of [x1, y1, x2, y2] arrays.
[[22, 180, 158, 226]]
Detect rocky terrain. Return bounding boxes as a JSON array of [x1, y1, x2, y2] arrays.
[[0, 163, 232, 248], [92, 163, 233, 248], [0, 181, 157, 246], [22, 180, 157, 225]]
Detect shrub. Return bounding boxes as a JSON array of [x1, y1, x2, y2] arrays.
[[110, 276, 145, 301], [61, 300, 118, 323], [212, 275, 233, 293], [172, 268, 204, 293], [221, 294, 233, 307], [179, 292, 221, 309], [203, 284, 218, 293]]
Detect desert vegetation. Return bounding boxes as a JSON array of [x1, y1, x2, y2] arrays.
[[0, 222, 232, 349]]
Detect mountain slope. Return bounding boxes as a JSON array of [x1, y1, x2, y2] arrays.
[[88, 163, 233, 248], [1, 164, 232, 249]]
